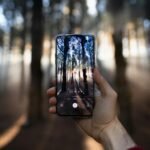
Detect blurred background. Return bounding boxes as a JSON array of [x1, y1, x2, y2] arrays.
[[0, 0, 150, 149]]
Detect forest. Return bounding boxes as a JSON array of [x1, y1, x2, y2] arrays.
[[56, 35, 94, 115], [0, 0, 150, 149]]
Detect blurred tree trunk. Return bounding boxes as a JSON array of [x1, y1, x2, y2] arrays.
[[9, 8, 15, 51], [0, 30, 4, 48], [77, 0, 87, 31], [145, 0, 150, 44], [28, 0, 44, 122], [107, 0, 125, 13], [9, 27, 14, 51], [68, 0, 75, 33], [145, 0, 150, 19], [107, 0, 126, 65], [112, 30, 126, 66], [20, 0, 27, 54]]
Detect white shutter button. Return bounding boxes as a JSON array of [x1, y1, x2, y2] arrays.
[[72, 103, 78, 108]]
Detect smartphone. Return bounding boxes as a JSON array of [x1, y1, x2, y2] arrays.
[[56, 34, 95, 116]]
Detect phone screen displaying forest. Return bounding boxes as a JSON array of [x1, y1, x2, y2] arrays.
[[56, 35, 94, 116]]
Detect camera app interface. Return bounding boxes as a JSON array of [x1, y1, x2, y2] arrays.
[[56, 35, 94, 116]]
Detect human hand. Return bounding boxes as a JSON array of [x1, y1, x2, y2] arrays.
[[47, 68, 118, 141]]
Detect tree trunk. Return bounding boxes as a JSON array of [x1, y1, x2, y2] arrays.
[[81, 37, 88, 95], [112, 30, 126, 66], [20, 0, 27, 54], [9, 26, 15, 51], [68, 0, 75, 33], [62, 38, 67, 92], [28, 0, 44, 122], [145, 0, 150, 19]]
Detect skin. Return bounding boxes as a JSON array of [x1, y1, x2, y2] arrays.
[[47, 68, 136, 150]]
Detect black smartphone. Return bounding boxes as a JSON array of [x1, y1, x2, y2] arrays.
[[56, 34, 95, 116]]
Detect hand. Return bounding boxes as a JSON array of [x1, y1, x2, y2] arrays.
[[47, 68, 117, 140], [47, 68, 136, 150]]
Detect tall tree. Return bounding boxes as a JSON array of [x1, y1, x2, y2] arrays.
[[68, 0, 75, 33], [82, 37, 88, 95], [62, 38, 67, 92], [20, 0, 28, 54], [107, 0, 125, 14], [28, 0, 44, 122], [145, 0, 150, 19], [107, 0, 126, 64]]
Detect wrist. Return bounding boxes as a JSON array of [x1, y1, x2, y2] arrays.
[[98, 118, 136, 150]]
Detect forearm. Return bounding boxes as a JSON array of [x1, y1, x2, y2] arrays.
[[97, 118, 136, 150]]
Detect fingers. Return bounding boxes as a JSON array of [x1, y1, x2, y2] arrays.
[[47, 87, 56, 97], [93, 68, 114, 96], [49, 97, 57, 105], [47, 87, 56, 114], [49, 106, 56, 113], [49, 97, 57, 113]]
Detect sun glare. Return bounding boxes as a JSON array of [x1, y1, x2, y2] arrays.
[[86, 0, 97, 16]]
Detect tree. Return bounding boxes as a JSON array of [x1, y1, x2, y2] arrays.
[[145, 0, 150, 19], [62, 38, 67, 92], [20, 0, 28, 54], [81, 37, 89, 95], [27, 0, 44, 122], [107, 0, 125, 14]]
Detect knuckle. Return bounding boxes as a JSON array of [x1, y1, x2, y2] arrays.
[[109, 90, 118, 99], [113, 91, 118, 99]]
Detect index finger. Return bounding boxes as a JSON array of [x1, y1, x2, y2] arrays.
[[47, 87, 56, 96]]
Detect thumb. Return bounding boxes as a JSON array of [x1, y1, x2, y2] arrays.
[[93, 68, 113, 96]]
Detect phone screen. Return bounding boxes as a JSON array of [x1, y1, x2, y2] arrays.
[[56, 34, 95, 116]]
